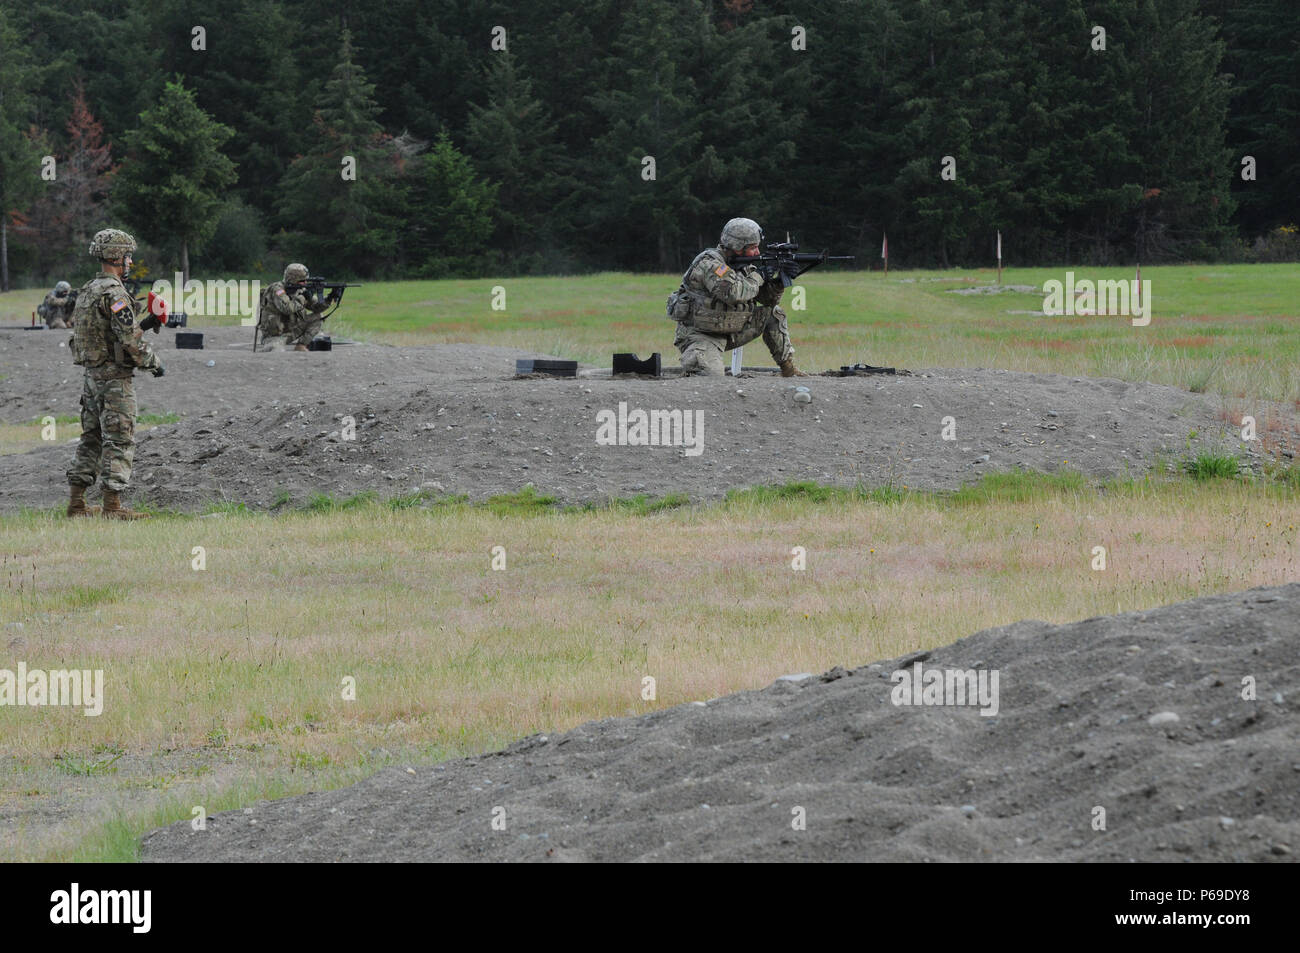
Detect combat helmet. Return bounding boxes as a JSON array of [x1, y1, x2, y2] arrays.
[[89, 228, 136, 262], [54, 281, 71, 295], [720, 218, 763, 253], [283, 263, 309, 284]]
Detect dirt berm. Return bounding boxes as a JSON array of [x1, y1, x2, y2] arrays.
[[0, 328, 1291, 512], [141, 584, 1299, 862]]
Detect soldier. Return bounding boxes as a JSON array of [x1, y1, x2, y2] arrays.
[[667, 217, 807, 377], [38, 281, 75, 328], [256, 263, 328, 351], [65, 228, 164, 520]]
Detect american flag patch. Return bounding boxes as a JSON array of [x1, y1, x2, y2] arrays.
[[110, 299, 128, 313], [276, 288, 286, 296], [713, 264, 730, 277]]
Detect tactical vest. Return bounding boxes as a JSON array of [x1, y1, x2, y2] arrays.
[[257, 282, 289, 333], [70, 276, 124, 367], [666, 248, 753, 334]]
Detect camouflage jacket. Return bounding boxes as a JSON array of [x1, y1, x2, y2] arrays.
[[70, 274, 159, 379], [258, 281, 313, 333], [41, 290, 73, 323], [681, 247, 762, 307], [666, 246, 770, 333]]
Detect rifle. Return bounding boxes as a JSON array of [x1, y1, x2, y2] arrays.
[[253, 276, 359, 351], [735, 241, 855, 288], [291, 276, 360, 320]]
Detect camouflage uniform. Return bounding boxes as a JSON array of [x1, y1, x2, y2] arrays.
[[66, 235, 162, 504], [667, 218, 797, 376], [257, 263, 323, 350], [40, 283, 74, 328]]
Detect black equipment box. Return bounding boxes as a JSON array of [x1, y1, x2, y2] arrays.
[[175, 331, 204, 349], [612, 352, 661, 376], [516, 358, 577, 376]]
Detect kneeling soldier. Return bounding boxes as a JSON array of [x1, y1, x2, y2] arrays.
[[667, 217, 806, 377]]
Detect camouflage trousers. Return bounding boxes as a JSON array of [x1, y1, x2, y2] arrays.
[[66, 374, 136, 492], [674, 305, 793, 376], [256, 313, 321, 349], [287, 316, 323, 347]]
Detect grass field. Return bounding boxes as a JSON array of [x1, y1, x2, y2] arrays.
[[4, 472, 1300, 860], [4, 264, 1299, 401], [1, 264, 1298, 860]]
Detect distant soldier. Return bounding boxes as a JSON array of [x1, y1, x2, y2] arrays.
[[667, 217, 806, 377], [65, 228, 165, 520], [257, 262, 328, 351], [38, 281, 75, 328]]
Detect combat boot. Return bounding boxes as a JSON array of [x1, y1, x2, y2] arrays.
[[66, 484, 100, 517], [294, 344, 309, 352], [779, 359, 808, 377], [101, 489, 148, 520]]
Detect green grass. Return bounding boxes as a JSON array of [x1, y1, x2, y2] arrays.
[[8, 264, 1299, 401], [137, 412, 182, 426], [7, 467, 1300, 861], [1185, 452, 1242, 480], [3, 261, 1299, 861]]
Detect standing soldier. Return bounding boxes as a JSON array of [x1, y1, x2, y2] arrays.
[[666, 217, 807, 377], [256, 263, 327, 351], [65, 228, 164, 520], [38, 281, 75, 328]]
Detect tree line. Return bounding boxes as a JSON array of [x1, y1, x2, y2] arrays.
[[0, 0, 1296, 289]]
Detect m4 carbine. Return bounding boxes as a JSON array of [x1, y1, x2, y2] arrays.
[[290, 276, 361, 320], [736, 241, 855, 288]]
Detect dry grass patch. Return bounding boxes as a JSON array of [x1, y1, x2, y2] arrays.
[[3, 475, 1300, 858]]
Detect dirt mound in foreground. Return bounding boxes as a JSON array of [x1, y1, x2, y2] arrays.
[[141, 584, 1299, 862], [0, 324, 1284, 512]]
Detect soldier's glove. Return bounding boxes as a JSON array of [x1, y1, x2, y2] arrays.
[[756, 280, 785, 307], [150, 363, 165, 378]]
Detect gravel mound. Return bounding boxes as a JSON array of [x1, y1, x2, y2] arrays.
[[140, 583, 1300, 862], [1, 327, 1287, 512]]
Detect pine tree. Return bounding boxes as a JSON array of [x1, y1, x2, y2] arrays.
[[149, 0, 306, 214], [59, 85, 116, 259], [406, 133, 498, 277], [465, 52, 572, 269], [114, 79, 237, 282], [18, 86, 116, 279], [0, 12, 41, 290], [1208, 0, 1300, 237], [276, 29, 409, 276], [585, 0, 709, 271]]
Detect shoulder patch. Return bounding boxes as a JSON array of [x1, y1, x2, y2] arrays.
[[276, 288, 286, 296], [110, 298, 129, 313], [713, 264, 730, 278]]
